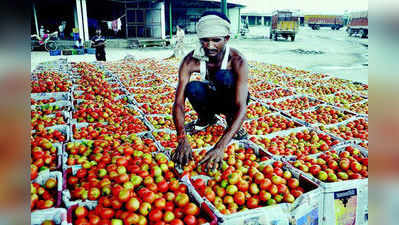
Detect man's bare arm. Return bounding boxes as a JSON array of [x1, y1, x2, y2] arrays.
[[172, 54, 194, 166], [172, 56, 192, 137]]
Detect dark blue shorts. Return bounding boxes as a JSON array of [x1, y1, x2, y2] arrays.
[[185, 70, 250, 122]]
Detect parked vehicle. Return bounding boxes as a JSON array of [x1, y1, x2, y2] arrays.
[[31, 33, 58, 51], [240, 21, 249, 36], [347, 11, 368, 38], [270, 10, 299, 41], [304, 15, 344, 30]]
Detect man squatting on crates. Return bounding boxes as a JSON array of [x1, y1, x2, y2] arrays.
[[172, 11, 250, 171]]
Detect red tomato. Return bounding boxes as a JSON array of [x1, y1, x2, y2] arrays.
[[170, 219, 184, 225], [183, 203, 199, 216], [149, 208, 163, 222], [184, 215, 197, 225]]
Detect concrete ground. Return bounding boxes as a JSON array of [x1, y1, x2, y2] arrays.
[[31, 26, 368, 83]]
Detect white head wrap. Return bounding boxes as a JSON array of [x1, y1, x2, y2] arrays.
[[193, 15, 231, 62]]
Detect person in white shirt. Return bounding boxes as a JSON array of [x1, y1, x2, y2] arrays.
[[58, 21, 66, 39], [39, 25, 45, 38], [174, 25, 185, 58]]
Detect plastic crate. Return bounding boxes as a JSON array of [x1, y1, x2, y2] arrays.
[[62, 49, 73, 55], [32, 171, 63, 208], [76, 48, 84, 55], [286, 144, 368, 225], [85, 48, 96, 54], [49, 50, 61, 56], [183, 157, 323, 225], [31, 208, 68, 225], [70, 49, 77, 55]]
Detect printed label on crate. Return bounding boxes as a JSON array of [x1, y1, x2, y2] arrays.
[[296, 207, 319, 225], [334, 189, 357, 225]]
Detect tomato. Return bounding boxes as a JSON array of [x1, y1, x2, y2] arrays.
[[184, 215, 197, 225], [101, 208, 115, 219], [149, 208, 163, 222], [74, 218, 90, 225], [170, 219, 184, 225], [157, 180, 169, 193], [75, 206, 88, 218], [183, 203, 199, 216], [234, 191, 246, 206]]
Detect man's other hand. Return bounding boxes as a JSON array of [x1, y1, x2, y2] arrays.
[[172, 137, 192, 167], [199, 146, 224, 172]]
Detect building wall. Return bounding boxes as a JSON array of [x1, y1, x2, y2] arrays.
[[145, 2, 166, 39], [145, 2, 165, 39], [228, 7, 240, 34]]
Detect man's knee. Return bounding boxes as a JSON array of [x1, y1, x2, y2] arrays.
[[215, 70, 235, 89], [185, 81, 206, 99]]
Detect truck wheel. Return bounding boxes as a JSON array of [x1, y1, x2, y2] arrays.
[[274, 33, 278, 41], [348, 29, 353, 36], [315, 25, 320, 30], [359, 30, 364, 38], [269, 32, 272, 39], [331, 26, 335, 30], [361, 30, 368, 38], [291, 35, 295, 41]]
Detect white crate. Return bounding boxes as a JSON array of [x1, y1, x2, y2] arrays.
[[31, 92, 71, 103], [287, 143, 368, 225], [184, 158, 323, 225], [32, 171, 63, 208], [31, 208, 68, 225]]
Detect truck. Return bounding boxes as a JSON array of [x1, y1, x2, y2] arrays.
[[347, 11, 368, 38], [269, 10, 299, 41], [304, 14, 344, 30]]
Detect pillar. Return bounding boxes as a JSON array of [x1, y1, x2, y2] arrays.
[[160, 2, 166, 39], [169, 0, 172, 38], [75, 0, 84, 41], [74, 4, 78, 29], [32, 3, 39, 35], [238, 7, 241, 34], [221, 0, 227, 16], [125, 2, 128, 38], [81, 0, 89, 41], [262, 16, 265, 26]]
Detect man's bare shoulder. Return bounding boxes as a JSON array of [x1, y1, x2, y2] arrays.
[[229, 47, 247, 66], [180, 50, 199, 67]]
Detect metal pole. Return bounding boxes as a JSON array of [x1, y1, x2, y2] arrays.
[[221, 0, 227, 16], [125, 2, 128, 38], [81, 0, 89, 42], [238, 7, 240, 35], [32, 3, 39, 35], [75, 0, 84, 41], [169, 0, 172, 38]]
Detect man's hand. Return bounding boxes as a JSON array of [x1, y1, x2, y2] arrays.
[[199, 146, 224, 172], [172, 137, 192, 167]]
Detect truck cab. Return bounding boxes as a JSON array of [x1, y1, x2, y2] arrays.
[[270, 10, 299, 41]]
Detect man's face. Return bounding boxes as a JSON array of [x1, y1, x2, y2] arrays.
[[200, 36, 229, 58], [96, 30, 101, 35]]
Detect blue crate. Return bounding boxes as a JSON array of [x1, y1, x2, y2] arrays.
[[76, 48, 85, 55], [49, 49, 61, 56], [73, 33, 80, 41], [85, 48, 96, 54]]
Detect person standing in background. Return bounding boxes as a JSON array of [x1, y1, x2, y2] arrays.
[[91, 29, 106, 61], [74, 38, 83, 49], [39, 25, 45, 38], [58, 21, 66, 40], [174, 25, 185, 58]]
